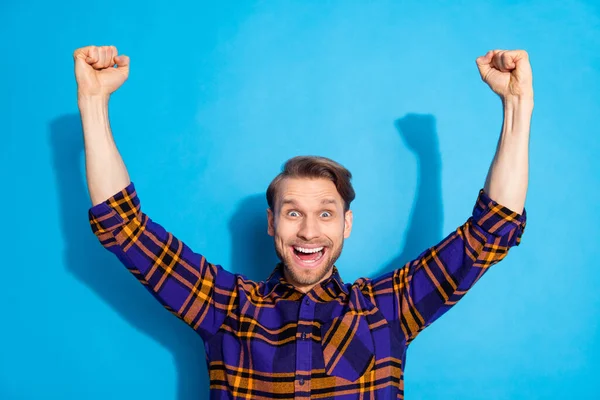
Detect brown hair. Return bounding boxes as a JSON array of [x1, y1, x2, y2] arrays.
[[266, 156, 355, 212]]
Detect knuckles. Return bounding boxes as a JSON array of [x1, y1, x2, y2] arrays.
[[73, 45, 118, 61]]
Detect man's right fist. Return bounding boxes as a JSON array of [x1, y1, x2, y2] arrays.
[[73, 45, 129, 97]]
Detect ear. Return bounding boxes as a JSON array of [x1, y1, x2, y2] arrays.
[[267, 208, 275, 236], [343, 210, 353, 239]]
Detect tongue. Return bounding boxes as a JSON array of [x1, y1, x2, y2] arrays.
[[297, 250, 322, 261]]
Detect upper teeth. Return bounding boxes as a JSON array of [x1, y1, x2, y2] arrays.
[[295, 246, 323, 254]]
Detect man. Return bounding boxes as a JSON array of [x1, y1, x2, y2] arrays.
[[75, 45, 532, 399]]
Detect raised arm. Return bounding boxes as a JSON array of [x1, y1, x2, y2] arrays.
[[74, 45, 131, 205], [477, 49, 534, 213], [74, 45, 239, 341], [368, 49, 532, 344]]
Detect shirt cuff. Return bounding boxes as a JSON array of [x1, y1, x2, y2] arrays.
[[471, 189, 527, 246], [88, 182, 140, 235]]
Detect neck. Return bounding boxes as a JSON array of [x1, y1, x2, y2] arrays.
[[283, 264, 334, 293]]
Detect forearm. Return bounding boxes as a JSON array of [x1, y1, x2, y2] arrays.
[[78, 95, 131, 206], [483, 96, 533, 214]]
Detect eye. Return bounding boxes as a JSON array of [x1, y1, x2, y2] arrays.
[[320, 211, 332, 218], [287, 211, 301, 217]]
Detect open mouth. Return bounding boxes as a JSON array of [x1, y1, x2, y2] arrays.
[[291, 245, 326, 267]]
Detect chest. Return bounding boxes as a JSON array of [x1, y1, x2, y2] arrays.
[[206, 295, 401, 382]]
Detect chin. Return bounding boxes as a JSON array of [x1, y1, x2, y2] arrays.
[[285, 247, 342, 287], [274, 239, 344, 288]]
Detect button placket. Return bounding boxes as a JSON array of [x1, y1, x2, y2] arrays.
[[295, 294, 315, 397]]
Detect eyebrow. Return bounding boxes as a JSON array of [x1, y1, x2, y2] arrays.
[[281, 198, 338, 207]]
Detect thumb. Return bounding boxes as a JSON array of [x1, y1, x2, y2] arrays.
[[114, 55, 130, 69]]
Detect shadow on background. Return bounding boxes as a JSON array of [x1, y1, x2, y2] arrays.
[[228, 196, 279, 282], [50, 114, 210, 400], [375, 113, 444, 277]]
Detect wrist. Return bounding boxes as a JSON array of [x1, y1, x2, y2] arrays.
[[78, 93, 111, 128], [78, 92, 110, 109], [502, 93, 534, 111], [500, 94, 533, 139]]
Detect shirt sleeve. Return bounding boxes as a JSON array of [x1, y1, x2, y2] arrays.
[[88, 182, 239, 342], [368, 189, 527, 344]]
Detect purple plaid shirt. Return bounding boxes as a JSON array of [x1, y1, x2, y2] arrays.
[[89, 183, 526, 399]]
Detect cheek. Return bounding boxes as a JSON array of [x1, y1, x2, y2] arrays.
[[273, 222, 295, 242], [325, 223, 346, 242]]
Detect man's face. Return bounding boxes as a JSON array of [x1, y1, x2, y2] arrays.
[[267, 177, 353, 293]]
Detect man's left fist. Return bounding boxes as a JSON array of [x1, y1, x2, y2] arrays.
[[476, 49, 533, 101]]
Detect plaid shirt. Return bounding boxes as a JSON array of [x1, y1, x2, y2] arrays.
[[89, 183, 526, 399]]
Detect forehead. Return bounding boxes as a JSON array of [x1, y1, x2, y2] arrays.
[[276, 177, 343, 208]]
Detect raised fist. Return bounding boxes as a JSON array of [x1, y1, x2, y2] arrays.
[[476, 49, 533, 100], [73, 45, 129, 97]]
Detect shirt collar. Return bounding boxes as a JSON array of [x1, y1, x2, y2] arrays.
[[260, 263, 349, 298]]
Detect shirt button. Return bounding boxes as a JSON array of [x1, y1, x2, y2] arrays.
[[301, 332, 306, 339], [299, 378, 304, 385], [305, 298, 310, 305]]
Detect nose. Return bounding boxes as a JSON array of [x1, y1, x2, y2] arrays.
[[297, 216, 321, 241]]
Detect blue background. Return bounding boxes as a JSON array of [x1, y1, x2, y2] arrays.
[[2, 1, 599, 399]]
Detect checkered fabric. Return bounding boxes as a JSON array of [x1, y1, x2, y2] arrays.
[[89, 183, 526, 399]]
